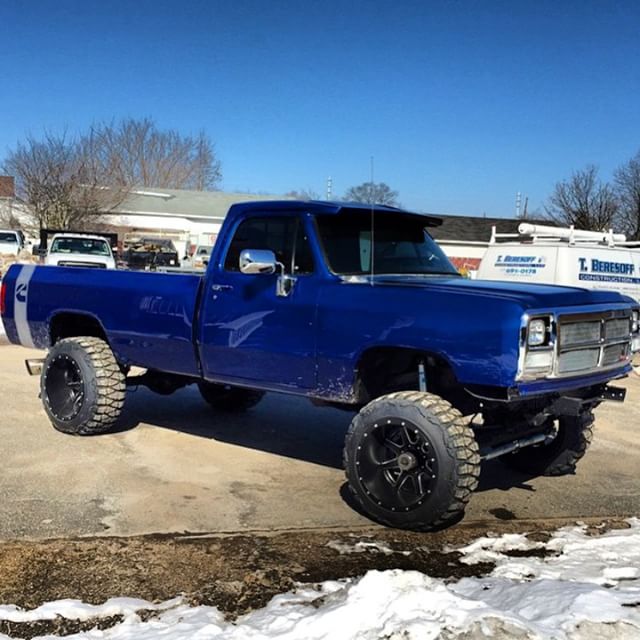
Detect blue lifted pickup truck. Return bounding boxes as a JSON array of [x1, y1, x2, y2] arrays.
[[1, 200, 639, 530]]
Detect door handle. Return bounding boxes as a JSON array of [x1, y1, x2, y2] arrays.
[[211, 284, 234, 292]]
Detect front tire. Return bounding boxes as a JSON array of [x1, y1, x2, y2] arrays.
[[500, 412, 594, 476], [41, 337, 126, 435], [344, 391, 480, 531], [198, 382, 264, 412]]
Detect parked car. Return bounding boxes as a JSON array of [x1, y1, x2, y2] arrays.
[[187, 245, 213, 270], [44, 233, 116, 269], [0, 229, 25, 256], [1, 200, 639, 531]]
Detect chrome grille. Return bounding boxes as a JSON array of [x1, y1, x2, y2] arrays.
[[605, 318, 630, 341], [602, 343, 629, 367], [561, 322, 600, 346], [58, 261, 107, 269], [558, 348, 599, 374], [556, 311, 632, 377]]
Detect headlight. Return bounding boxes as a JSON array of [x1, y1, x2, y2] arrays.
[[632, 310, 639, 334], [528, 318, 548, 346]]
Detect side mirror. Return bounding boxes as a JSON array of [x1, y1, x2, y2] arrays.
[[239, 249, 277, 275]]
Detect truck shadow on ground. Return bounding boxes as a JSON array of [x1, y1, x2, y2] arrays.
[[115, 386, 539, 493]]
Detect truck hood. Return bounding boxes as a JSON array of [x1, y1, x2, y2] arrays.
[[340, 274, 632, 309]]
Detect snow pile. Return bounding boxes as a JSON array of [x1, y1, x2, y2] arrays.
[[0, 597, 181, 623], [326, 538, 411, 556], [0, 521, 639, 639]]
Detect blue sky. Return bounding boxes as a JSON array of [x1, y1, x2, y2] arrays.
[[1, 0, 639, 217]]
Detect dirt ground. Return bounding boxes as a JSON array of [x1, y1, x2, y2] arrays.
[[0, 516, 631, 639]]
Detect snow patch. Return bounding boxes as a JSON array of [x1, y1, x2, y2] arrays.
[[1, 521, 639, 639], [326, 539, 412, 556]]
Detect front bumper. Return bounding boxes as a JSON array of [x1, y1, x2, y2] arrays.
[[548, 383, 626, 417], [513, 363, 632, 398]]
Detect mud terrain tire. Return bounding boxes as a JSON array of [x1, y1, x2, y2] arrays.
[[344, 391, 480, 531], [500, 412, 594, 476], [41, 337, 126, 435]]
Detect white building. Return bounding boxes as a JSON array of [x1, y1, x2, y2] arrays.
[[102, 188, 290, 257]]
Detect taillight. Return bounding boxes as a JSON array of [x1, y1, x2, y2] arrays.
[[0, 280, 6, 316]]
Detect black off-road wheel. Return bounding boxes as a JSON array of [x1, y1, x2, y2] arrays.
[[41, 337, 126, 435], [198, 382, 264, 412], [344, 391, 480, 531], [500, 412, 594, 476]]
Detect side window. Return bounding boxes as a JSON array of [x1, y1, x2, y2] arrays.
[[293, 222, 314, 274], [224, 216, 314, 274]]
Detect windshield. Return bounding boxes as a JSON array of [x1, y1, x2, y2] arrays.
[[316, 211, 460, 276], [50, 237, 111, 256], [0, 232, 18, 243]]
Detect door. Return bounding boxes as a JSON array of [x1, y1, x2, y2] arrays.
[[199, 214, 319, 389]]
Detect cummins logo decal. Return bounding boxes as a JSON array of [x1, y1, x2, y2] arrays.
[[16, 283, 28, 303]]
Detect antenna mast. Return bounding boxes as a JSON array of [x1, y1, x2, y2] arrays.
[[326, 176, 332, 201], [370, 156, 375, 286]]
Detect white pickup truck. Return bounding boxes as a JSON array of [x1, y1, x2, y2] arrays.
[[44, 233, 117, 269], [0, 230, 25, 256], [477, 223, 640, 304]]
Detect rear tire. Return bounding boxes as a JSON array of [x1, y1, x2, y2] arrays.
[[198, 382, 264, 412], [41, 337, 126, 435], [344, 391, 480, 531], [500, 412, 594, 476]]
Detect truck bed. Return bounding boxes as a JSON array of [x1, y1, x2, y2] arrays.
[[2, 265, 203, 377]]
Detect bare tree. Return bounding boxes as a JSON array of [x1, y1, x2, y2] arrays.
[[614, 150, 640, 240], [86, 118, 221, 190], [2, 118, 222, 230], [285, 187, 320, 200], [2, 132, 124, 231], [344, 182, 399, 207], [545, 165, 619, 230]]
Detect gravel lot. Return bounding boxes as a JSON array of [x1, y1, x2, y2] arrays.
[[1, 342, 639, 541]]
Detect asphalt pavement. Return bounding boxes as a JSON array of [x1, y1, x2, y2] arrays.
[[1, 342, 639, 540]]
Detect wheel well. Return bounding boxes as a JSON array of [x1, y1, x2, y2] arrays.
[[50, 313, 108, 345], [354, 347, 475, 413]]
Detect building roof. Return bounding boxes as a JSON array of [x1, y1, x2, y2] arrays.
[[110, 187, 292, 221], [430, 214, 548, 244], [107, 187, 544, 245]]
